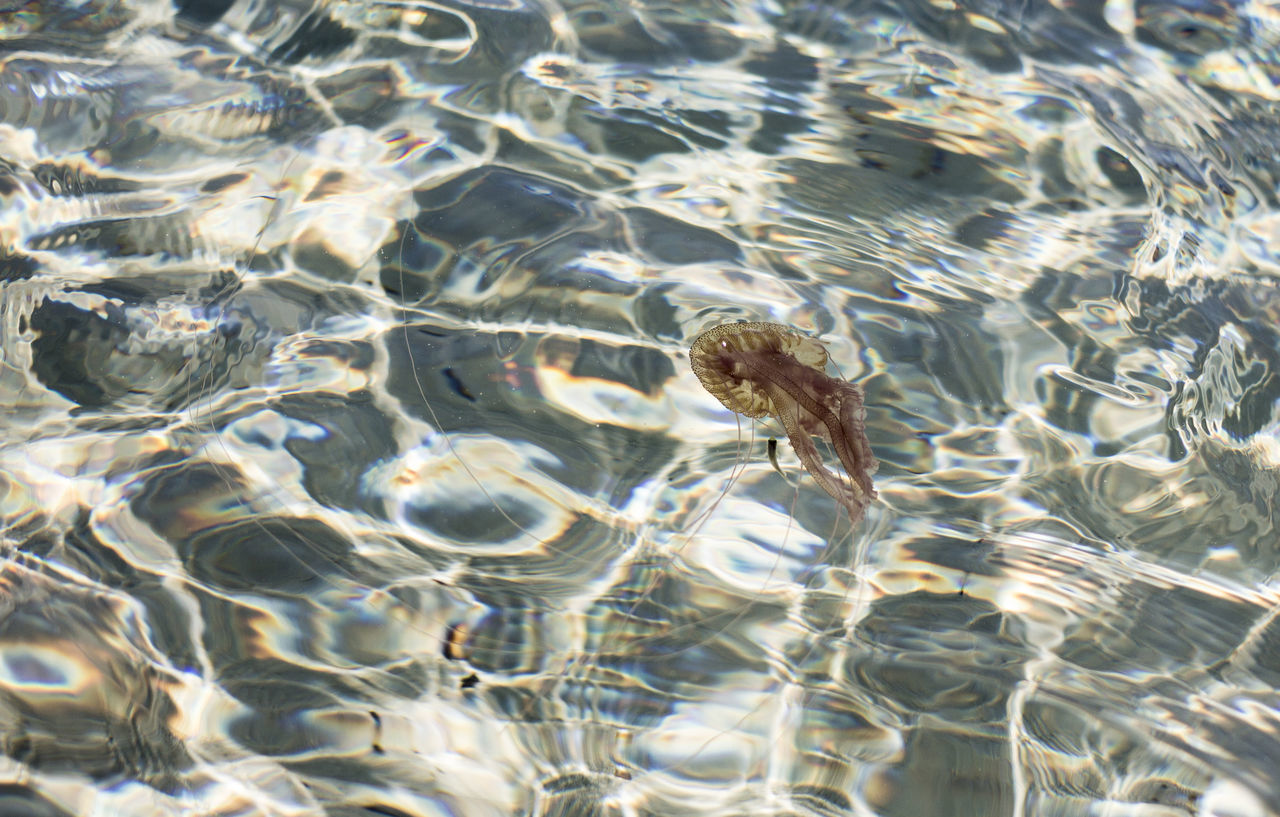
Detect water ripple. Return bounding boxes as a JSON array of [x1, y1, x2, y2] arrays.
[[1, 0, 1279, 815]]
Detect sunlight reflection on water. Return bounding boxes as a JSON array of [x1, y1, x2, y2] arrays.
[[0, 0, 1278, 815]]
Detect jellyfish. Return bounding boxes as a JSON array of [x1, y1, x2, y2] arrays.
[[690, 321, 877, 523]]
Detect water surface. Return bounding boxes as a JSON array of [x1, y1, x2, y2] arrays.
[[0, 1, 1278, 815]]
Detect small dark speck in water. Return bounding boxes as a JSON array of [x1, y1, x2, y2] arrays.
[[200, 172, 249, 194], [370, 711, 384, 754], [443, 367, 476, 401]]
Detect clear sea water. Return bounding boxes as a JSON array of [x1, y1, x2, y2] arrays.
[[1, 1, 1278, 815]]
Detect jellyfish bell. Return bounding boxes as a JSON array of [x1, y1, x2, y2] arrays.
[[689, 321, 878, 524]]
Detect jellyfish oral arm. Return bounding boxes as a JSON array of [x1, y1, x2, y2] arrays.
[[733, 352, 877, 520], [766, 386, 872, 508]]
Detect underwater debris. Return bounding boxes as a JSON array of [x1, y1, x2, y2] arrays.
[[690, 321, 877, 523]]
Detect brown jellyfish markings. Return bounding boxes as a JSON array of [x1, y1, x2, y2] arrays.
[[689, 321, 878, 524]]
